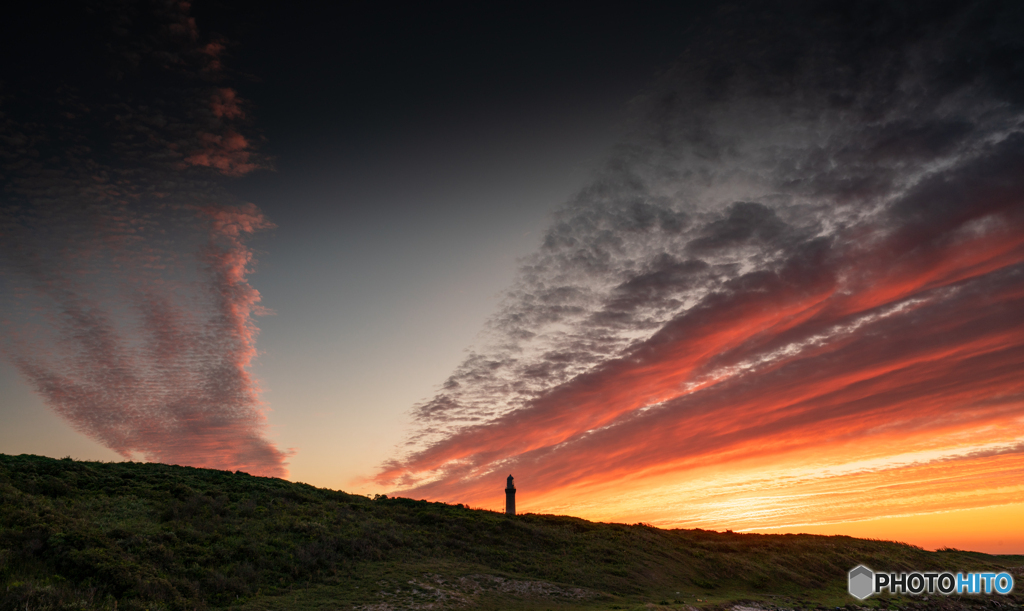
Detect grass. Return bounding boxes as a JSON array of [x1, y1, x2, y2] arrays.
[[1, 453, 1021, 610]]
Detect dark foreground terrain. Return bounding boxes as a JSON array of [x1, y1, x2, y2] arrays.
[[1, 454, 1021, 611]]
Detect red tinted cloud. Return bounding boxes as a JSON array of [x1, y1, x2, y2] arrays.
[[380, 207, 1024, 519], [2, 202, 287, 477], [201, 42, 226, 72], [211, 88, 244, 119], [0, 0, 283, 476], [184, 89, 260, 177], [185, 131, 258, 177], [377, 3, 1024, 539]]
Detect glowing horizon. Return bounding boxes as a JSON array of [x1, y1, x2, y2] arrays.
[[373, 4, 1024, 554], [3, 1, 1023, 556]]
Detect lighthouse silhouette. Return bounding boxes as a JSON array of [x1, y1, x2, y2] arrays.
[[505, 474, 516, 515]]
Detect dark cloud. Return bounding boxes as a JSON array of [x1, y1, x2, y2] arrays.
[[379, 1, 1024, 525], [686, 202, 790, 254]]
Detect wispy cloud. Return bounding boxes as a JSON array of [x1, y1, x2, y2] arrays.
[[0, 0, 287, 476], [378, 1, 1024, 528]]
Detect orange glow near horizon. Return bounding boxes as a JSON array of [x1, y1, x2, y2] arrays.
[[750, 503, 1024, 555], [378, 204, 1024, 554], [435, 434, 1024, 554]]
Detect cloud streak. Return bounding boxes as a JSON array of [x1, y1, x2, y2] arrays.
[[0, 1, 286, 476], [378, 1, 1024, 531]]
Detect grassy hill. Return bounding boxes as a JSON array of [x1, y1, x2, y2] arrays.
[[1, 454, 1021, 611]]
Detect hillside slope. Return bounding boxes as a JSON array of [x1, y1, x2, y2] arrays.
[[1, 454, 1020, 611]]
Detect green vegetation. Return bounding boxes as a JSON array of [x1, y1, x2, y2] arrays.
[[1, 454, 1021, 610]]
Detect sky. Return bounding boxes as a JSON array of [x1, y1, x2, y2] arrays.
[[2, 1, 1023, 554]]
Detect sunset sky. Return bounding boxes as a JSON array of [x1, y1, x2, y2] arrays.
[[2, 1, 1023, 554]]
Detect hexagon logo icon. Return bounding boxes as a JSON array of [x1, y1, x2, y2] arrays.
[[848, 565, 874, 600]]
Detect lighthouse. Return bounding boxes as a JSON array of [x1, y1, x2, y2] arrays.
[[505, 474, 516, 515]]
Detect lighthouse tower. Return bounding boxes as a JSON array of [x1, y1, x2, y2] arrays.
[[505, 474, 516, 515]]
